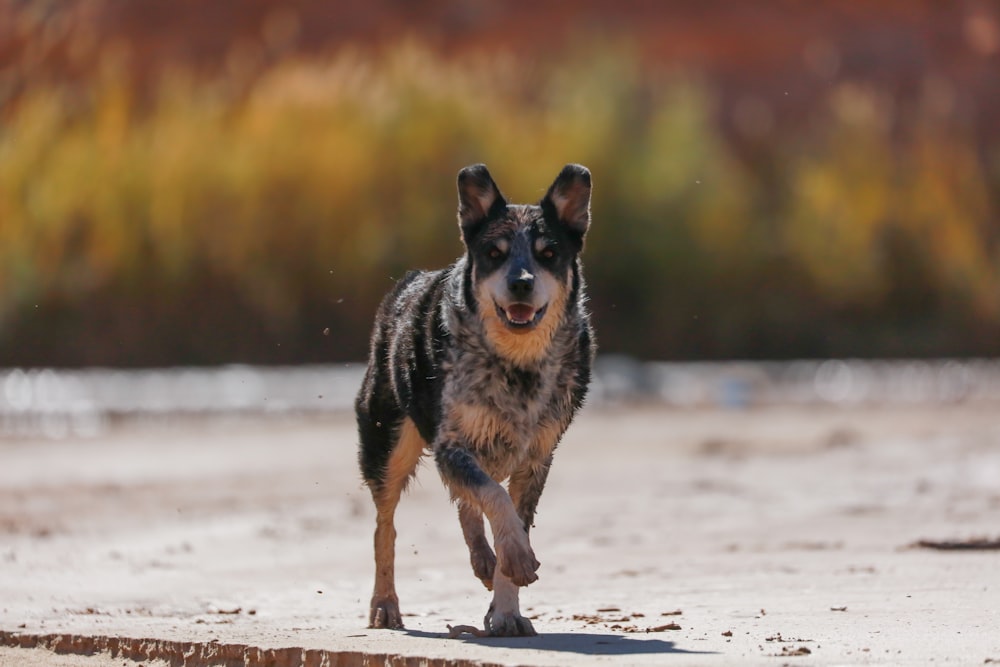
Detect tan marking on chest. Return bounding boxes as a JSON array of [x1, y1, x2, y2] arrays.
[[451, 403, 519, 447], [531, 418, 568, 458]]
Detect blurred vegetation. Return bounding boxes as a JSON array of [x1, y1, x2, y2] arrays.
[[1, 40, 999, 366]]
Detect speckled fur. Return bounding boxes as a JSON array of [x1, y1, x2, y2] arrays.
[[356, 164, 595, 636]]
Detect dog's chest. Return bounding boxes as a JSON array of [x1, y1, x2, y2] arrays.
[[441, 350, 569, 477]]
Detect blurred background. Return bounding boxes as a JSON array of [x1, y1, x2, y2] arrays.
[[2, 0, 1000, 367], [2, 1, 1000, 431]]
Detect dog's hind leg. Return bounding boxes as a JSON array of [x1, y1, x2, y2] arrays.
[[366, 417, 425, 629], [458, 501, 496, 590]]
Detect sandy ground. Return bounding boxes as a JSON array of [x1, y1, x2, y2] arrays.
[[1, 404, 999, 666]]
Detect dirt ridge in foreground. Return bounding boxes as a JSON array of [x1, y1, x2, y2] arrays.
[[0, 630, 502, 667]]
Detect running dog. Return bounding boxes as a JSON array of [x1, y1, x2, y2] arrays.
[[356, 163, 595, 636]]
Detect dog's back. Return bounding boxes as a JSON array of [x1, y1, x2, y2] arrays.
[[356, 164, 595, 635]]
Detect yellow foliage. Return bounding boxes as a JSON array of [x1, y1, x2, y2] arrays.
[[0, 41, 998, 356]]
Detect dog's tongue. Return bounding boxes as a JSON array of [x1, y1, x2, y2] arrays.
[[506, 304, 535, 323]]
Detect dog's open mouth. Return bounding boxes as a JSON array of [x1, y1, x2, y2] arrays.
[[495, 302, 547, 331]]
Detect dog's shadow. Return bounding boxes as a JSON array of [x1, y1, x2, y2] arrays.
[[403, 629, 716, 657]]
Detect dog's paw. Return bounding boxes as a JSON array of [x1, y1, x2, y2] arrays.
[[369, 595, 404, 630], [496, 536, 540, 587], [469, 542, 497, 590], [484, 604, 537, 637]]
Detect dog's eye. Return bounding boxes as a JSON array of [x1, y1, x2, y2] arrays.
[[539, 247, 556, 260], [488, 247, 505, 260]]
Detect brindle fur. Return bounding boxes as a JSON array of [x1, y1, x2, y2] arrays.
[[356, 164, 595, 636]]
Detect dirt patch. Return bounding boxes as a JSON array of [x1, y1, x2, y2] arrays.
[[3, 407, 1000, 666]]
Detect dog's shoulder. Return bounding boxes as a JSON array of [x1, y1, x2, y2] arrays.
[[367, 266, 456, 442], [369, 267, 452, 343]]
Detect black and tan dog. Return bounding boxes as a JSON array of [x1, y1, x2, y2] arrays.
[[356, 164, 595, 636]]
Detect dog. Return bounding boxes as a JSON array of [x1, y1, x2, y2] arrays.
[[355, 163, 595, 637]]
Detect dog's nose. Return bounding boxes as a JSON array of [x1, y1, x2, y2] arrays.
[[508, 269, 534, 299]]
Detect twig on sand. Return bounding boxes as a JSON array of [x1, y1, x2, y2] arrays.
[[910, 537, 1000, 551], [447, 624, 489, 638]]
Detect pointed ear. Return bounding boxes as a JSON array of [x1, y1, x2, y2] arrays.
[[542, 164, 591, 236], [457, 164, 507, 232]]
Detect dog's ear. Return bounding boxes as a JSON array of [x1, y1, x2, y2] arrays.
[[457, 164, 507, 233], [542, 164, 591, 236]]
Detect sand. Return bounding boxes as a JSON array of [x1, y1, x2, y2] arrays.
[[1, 404, 999, 666]]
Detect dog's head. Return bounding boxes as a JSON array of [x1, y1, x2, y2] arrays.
[[456, 164, 591, 365]]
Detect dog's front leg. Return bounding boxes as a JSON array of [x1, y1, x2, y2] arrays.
[[507, 454, 554, 536], [484, 569, 537, 637], [435, 444, 539, 585], [458, 500, 496, 590], [468, 456, 555, 637], [435, 443, 539, 637]]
